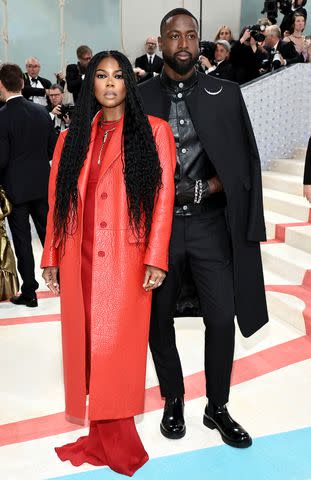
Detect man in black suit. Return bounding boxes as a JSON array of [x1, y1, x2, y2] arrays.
[[264, 24, 303, 69], [139, 9, 268, 448], [0, 63, 56, 307], [66, 45, 92, 103], [22, 57, 51, 106], [200, 40, 236, 81], [134, 36, 164, 83]]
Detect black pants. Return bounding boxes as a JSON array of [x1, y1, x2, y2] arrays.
[[8, 198, 48, 298], [149, 208, 235, 406]]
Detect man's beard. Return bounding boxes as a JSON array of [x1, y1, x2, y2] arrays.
[[162, 50, 198, 75]]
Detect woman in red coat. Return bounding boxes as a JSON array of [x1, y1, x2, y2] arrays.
[[41, 51, 176, 476]]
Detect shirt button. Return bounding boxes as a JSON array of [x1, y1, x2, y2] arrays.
[[98, 251, 105, 257], [177, 92, 183, 98], [100, 221, 107, 228], [181, 148, 187, 154], [179, 82, 184, 88], [101, 192, 107, 199], [179, 119, 185, 125], [183, 205, 188, 211]]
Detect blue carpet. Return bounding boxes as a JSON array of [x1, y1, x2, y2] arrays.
[[50, 427, 311, 480]]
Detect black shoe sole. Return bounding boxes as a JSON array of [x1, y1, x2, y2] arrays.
[[10, 299, 38, 307], [160, 424, 186, 440], [203, 415, 252, 449]]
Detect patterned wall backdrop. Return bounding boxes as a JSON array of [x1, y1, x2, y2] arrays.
[[0, 0, 119, 82]]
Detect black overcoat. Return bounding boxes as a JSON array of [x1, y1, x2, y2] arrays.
[[139, 72, 269, 337]]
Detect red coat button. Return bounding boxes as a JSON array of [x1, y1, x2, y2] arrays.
[[98, 251, 105, 257], [101, 192, 107, 199], [100, 221, 107, 228]]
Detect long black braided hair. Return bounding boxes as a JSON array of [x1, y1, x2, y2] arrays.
[[54, 50, 162, 244]]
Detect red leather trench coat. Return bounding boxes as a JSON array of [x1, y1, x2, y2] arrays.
[[41, 112, 176, 424]]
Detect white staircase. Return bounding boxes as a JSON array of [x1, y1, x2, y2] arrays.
[[261, 148, 311, 335]]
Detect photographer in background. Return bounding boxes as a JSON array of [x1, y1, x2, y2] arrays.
[[200, 40, 236, 81], [230, 26, 268, 84], [47, 84, 72, 136], [263, 25, 303, 71]]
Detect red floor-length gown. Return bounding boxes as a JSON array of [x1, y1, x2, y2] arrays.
[[55, 119, 149, 477]]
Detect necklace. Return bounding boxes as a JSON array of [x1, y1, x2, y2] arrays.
[[98, 127, 116, 165]]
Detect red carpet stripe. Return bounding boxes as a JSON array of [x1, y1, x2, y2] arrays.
[[0, 313, 60, 326], [1, 335, 310, 447]]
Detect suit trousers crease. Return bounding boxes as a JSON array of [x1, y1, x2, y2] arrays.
[[149, 207, 235, 405], [8, 198, 48, 297]]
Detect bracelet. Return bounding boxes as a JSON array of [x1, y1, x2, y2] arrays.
[[194, 179, 203, 204]]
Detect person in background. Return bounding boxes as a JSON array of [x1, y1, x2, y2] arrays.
[[22, 57, 51, 106], [214, 25, 235, 44], [230, 27, 268, 84], [283, 13, 311, 61], [47, 84, 71, 136], [41, 50, 175, 476], [200, 40, 236, 81], [303, 136, 311, 203], [280, 0, 308, 35], [134, 36, 164, 83], [263, 25, 304, 70], [0, 63, 56, 307], [66, 45, 92, 103], [0, 185, 19, 301]]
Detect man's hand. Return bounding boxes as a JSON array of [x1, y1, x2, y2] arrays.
[[52, 104, 62, 116], [303, 185, 311, 203], [175, 176, 223, 206], [199, 55, 213, 69], [207, 175, 224, 194], [133, 67, 146, 78], [42, 267, 59, 295], [143, 266, 166, 291]]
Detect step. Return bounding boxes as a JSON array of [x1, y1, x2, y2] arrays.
[[261, 243, 311, 284], [293, 147, 307, 160], [262, 171, 303, 196], [263, 188, 310, 221], [266, 290, 306, 333], [269, 159, 305, 177], [264, 210, 303, 240], [285, 225, 311, 255]]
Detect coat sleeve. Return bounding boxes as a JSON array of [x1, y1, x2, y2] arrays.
[[41, 131, 67, 268], [144, 121, 176, 271], [238, 87, 266, 242], [303, 136, 311, 185]]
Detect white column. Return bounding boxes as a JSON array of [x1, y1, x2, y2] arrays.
[[1, 0, 9, 61]]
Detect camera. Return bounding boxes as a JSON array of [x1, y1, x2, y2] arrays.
[[57, 104, 75, 121], [247, 24, 266, 42], [272, 50, 282, 69], [199, 41, 216, 61]]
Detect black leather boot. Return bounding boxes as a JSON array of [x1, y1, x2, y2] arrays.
[[160, 397, 186, 439], [203, 403, 252, 448], [10, 294, 38, 307]]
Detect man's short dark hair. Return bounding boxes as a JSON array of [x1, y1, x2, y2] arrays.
[[160, 8, 199, 35], [50, 83, 64, 93], [0, 63, 23, 92], [76, 45, 92, 59]]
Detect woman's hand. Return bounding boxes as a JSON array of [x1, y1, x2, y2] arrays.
[[303, 185, 311, 203], [42, 267, 60, 295], [143, 266, 166, 291]]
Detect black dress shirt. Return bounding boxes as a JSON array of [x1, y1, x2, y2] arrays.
[[160, 71, 226, 213]]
